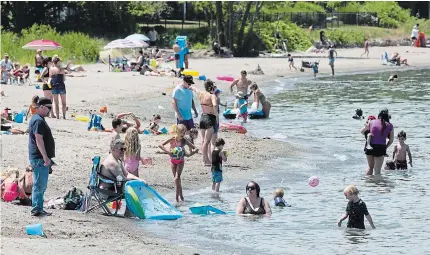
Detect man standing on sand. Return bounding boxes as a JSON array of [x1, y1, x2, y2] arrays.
[[230, 70, 252, 98], [148, 28, 158, 46], [28, 97, 55, 216], [172, 75, 198, 130], [328, 45, 338, 76]]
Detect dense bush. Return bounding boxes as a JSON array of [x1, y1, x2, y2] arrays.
[[258, 21, 313, 51], [0, 24, 105, 64]]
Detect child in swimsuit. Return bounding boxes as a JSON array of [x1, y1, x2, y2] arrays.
[[234, 91, 248, 123], [273, 188, 290, 207], [392, 130, 412, 169], [148, 114, 161, 134], [18, 165, 33, 205], [363, 115, 376, 151], [287, 54, 297, 71], [338, 185, 375, 230], [123, 127, 152, 177], [159, 124, 198, 202], [211, 138, 227, 192], [25, 95, 39, 121]]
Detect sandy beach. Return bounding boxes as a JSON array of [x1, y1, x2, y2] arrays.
[[1, 46, 429, 255]]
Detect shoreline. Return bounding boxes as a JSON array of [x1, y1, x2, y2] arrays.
[[1, 46, 430, 254]]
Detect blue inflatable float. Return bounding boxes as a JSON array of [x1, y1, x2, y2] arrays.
[[223, 109, 265, 120]]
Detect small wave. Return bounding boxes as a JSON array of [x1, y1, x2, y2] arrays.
[[333, 154, 348, 161]]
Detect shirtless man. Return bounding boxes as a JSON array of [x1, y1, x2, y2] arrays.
[[392, 130, 413, 169], [230, 70, 252, 97], [100, 139, 147, 190], [173, 41, 181, 68]]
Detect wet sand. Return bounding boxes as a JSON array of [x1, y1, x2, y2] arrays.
[[1, 46, 429, 254]]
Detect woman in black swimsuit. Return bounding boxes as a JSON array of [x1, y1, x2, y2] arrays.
[[236, 181, 271, 216], [189, 79, 218, 166], [40, 57, 55, 117]]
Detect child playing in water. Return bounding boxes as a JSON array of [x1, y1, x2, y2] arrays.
[[159, 124, 199, 202], [211, 138, 227, 192], [124, 127, 152, 177], [287, 54, 297, 71], [25, 95, 39, 121], [273, 188, 290, 207], [148, 114, 161, 134], [392, 131, 413, 169], [338, 185, 375, 230], [234, 91, 248, 123]]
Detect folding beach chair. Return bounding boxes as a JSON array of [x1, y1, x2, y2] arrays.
[[84, 156, 125, 216]]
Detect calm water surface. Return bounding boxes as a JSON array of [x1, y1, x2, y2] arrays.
[[138, 69, 430, 254]]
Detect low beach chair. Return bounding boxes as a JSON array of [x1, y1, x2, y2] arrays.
[[84, 156, 125, 216]]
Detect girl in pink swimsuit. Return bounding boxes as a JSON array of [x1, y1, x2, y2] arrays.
[[159, 124, 198, 202], [123, 128, 152, 177]]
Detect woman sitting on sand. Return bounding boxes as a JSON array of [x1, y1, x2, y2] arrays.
[[236, 181, 271, 216], [249, 83, 271, 118], [1, 116, 26, 135], [188, 79, 218, 166]]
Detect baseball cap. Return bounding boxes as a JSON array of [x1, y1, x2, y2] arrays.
[[183, 75, 195, 84], [37, 49, 42, 52], [4, 53, 9, 57], [36, 97, 52, 107]]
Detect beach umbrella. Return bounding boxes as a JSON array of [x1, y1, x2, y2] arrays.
[[103, 39, 147, 50], [22, 39, 62, 50], [125, 33, 150, 42]]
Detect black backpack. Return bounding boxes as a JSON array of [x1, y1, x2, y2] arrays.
[[63, 187, 84, 210]]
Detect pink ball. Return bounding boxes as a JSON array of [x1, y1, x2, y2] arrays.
[[308, 176, 319, 187]]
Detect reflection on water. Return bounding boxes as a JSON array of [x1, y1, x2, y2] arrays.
[[138, 69, 430, 254]]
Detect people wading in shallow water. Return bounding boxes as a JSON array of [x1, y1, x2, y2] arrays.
[[249, 83, 271, 118], [360, 108, 394, 176], [236, 181, 271, 216], [328, 45, 338, 76]]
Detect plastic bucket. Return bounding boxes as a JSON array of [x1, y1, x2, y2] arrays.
[[26, 223, 46, 237], [14, 113, 24, 123]]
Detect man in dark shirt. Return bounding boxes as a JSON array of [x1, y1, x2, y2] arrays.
[[28, 97, 55, 216]]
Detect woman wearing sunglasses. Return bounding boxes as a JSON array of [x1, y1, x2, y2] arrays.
[[236, 181, 271, 216]]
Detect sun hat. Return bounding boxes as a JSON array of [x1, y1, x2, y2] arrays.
[[37, 49, 42, 53], [236, 91, 245, 98]]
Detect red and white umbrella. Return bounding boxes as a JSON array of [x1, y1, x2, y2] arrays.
[[22, 39, 62, 50]]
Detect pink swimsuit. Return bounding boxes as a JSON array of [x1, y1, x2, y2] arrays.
[[123, 157, 139, 177]]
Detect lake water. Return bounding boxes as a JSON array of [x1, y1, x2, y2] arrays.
[[138, 69, 430, 254]]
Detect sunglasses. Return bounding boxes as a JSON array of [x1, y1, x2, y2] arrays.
[[118, 147, 126, 152], [246, 186, 256, 191]]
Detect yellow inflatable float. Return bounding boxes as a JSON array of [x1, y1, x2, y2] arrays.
[[182, 70, 199, 77]]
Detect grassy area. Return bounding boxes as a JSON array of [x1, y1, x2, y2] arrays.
[[1, 24, 105, 65]]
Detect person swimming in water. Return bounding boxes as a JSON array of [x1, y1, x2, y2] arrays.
[[273, 188, 290, 207]]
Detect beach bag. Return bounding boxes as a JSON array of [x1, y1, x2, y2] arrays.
[[63, 187, 84, 210], [87, 114, 103, 131]]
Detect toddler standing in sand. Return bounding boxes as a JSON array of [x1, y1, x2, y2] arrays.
[[392, 131, 413, 169], [338, 185, 375, 230], [123, 128, 152, 177], [159, 124, 198, 202], [25, 95, 39, 121]]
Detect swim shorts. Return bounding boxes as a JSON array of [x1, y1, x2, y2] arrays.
[[199, 114, 217, 129], [177, 118, 195, 131], [365, 144, 387, 157], [396, 160, 408, 170], [329, 58, 335, 65], [211, 171, 223, 183]]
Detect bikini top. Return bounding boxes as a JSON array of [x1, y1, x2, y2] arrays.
[[243, 197, 266, 215]]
